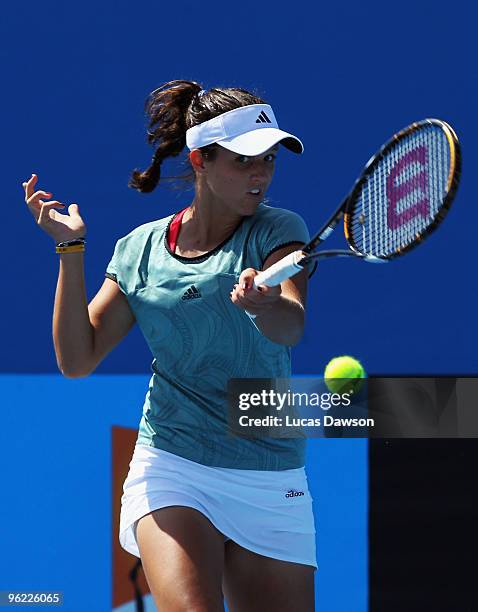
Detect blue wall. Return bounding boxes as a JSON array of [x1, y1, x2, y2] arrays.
[[4, 0, 476, 376], [1, 376, 367, 611]]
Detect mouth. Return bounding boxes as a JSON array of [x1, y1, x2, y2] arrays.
[[247, 188, 263, 198]]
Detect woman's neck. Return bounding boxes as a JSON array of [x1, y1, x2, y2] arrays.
[[175, 194, 243, 255]]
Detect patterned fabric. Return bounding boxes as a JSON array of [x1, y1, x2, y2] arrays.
[[106, 203, 311, 470]]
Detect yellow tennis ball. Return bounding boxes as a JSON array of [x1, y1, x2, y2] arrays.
[[324, 355, 366, 394]]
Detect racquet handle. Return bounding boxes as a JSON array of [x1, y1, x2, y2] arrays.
[[253, 250, 306, 288]]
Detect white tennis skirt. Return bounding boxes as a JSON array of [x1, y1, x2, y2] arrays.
[[119, 444, 317, 568]]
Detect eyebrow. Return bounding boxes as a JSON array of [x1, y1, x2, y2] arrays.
[[233, 146, 279, 159], [263, 146, 279, 155]]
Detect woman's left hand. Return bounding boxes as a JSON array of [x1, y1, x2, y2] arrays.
[[230, 268, 281, 317]]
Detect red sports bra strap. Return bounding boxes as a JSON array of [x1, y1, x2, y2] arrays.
[[168, 207, 188, 252]]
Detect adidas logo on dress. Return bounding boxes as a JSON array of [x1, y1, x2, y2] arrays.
[[255, 111, 272, 124], [181, 285, 202, 301], [285, 489, 305, 498]]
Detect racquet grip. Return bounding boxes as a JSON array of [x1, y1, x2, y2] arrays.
[[253, 251, 306, 287]]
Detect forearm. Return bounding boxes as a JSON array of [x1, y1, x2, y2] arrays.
[[253, 296, 305, 346], [52, 253, 95, 377]]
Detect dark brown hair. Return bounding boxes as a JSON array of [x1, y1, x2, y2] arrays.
[[129, 79, 267, 193]]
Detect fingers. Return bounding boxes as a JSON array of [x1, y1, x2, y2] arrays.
[[237, 268, 258, 290], [35, 201, 65, 226], [252, 283, 281, 297], [232, 289, 274, 310], [230, 278, 282, 315], [22, 173, 54, 215], [22, 174, 55, 210], [37, 201, 64, 226], [37, 202, 83, 225], [22, 174, 58, 210], [25, 190, 54, 208], [22, 174, 86, 242], [236, 268, 282, 295], [66, 203, 85, 226], [68, 203, 80, 216], [22, 174, 70, 227], [22, 173, 38, 200], [235, 285, 281, 305]]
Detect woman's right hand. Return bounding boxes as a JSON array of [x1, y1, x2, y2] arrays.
[[22, 174, 86, 243]]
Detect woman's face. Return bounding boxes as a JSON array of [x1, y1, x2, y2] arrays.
[[198, 144, 278, 216]]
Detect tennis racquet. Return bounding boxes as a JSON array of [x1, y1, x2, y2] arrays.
[[254, 118, 461, 288]]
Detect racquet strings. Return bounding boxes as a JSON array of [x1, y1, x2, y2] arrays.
[[347, 123, 456, 258]]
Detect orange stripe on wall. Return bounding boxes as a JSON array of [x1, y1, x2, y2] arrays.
[[112, 426, 150, 609]]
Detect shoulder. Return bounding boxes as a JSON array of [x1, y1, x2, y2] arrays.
[[107, 214, 174, 291], [109, 214, 172, 271], [246, 203, 310, 244], [238, 202, 311, 269], [250, 202, 306, 226], [111, 215, 173, 261]]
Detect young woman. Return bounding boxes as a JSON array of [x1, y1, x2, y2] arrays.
[[23, 80, 317, 611]]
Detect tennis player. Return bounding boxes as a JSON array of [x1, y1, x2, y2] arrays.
[[23, 80, 317, 611]]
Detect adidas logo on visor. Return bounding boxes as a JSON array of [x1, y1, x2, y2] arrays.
[[255, 111, 272, 124], [181, 285, 202, 301], [185, 104, 303, 154]]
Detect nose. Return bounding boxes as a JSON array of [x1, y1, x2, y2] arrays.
[[250, 159, 272, 181]]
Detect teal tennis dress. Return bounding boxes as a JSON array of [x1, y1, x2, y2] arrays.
[[106, 203, 312, 470], [110, 202, 318, 568]]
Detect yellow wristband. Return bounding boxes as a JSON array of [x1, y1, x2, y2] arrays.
[[56, 244, 86, 254]]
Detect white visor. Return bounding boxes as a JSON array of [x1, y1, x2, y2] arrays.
[[186, 104, 304, 156]]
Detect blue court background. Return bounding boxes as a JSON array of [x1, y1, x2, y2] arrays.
[[2, 0, 476, 610]]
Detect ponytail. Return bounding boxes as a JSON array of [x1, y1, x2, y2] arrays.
[[129, 79, 267, 194]]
